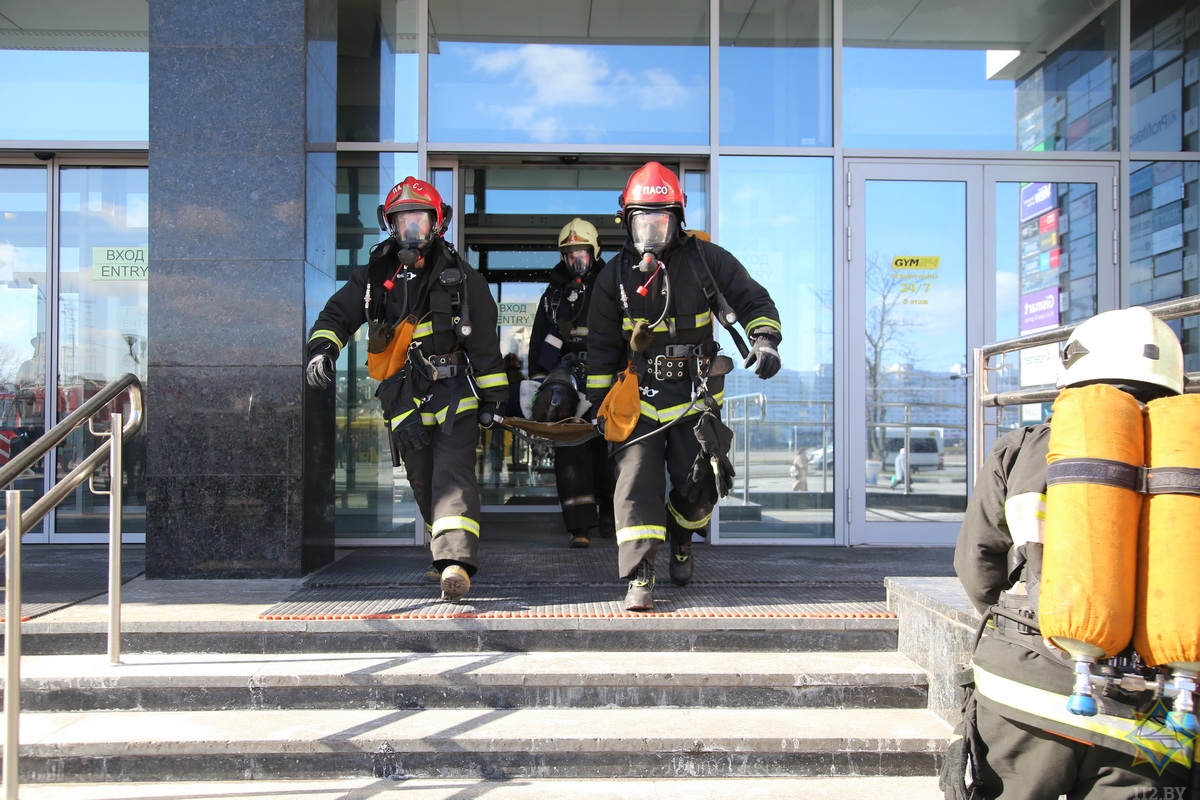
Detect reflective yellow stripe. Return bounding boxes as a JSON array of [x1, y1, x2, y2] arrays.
[[389, 409, 417, 427], [432, 516, 481, 537], [1004, 492, 1046, 548], [745, 317, 781, 334], [621, 313, 711, 332], [308, 329, 343, 349], [419, 396, 480, 425], [973, 665, 1195, 768], [616, 525, 667, 545], [414, 321, 434, 338], [588, 374, 614, 389], [562, 495, 596, 507], [570, 325, 588, 336], [476, 372, 508, 389], [668, 499, 711, 529]]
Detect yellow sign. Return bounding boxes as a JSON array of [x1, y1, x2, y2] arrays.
[[891, 256, 940, 271], [92, 247, 148, 280]]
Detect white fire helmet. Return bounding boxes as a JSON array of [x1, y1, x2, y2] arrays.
[[1056, 306, 1184, 396]]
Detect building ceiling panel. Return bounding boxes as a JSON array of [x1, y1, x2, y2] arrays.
[[845, 0, 1113, 50], [0, 0, 147, 50]]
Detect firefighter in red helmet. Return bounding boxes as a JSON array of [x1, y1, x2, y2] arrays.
[[305, 176, 508, 602], [587, 162, 782, 611]]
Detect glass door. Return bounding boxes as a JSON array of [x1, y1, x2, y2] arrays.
[[845, 161, 1115, 545]]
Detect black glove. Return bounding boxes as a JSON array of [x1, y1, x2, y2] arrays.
[[478, 401, 505, 429], [390, 407, 430, 452], [305, 341, 338, 389], [684, 408, 735, 505], [743, 333, 781, 379]]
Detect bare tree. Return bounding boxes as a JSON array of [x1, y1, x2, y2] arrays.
[[0, 343, 20, 388], [864, 254, 917, 461]]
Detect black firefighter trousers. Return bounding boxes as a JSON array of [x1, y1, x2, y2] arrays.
[[969, 698, 1192, 799], [399, 413, 482, 577], [554, 436, 615, 535], [610, 415, 712, 579]]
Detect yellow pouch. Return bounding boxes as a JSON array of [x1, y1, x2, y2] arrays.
[[366, 315, 417, 382], [596, 362, 641, 442]]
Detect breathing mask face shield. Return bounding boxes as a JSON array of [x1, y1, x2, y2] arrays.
[[563, 246, 592, 277], [629, 210, 676, 258], [389, 209, 436, 257]]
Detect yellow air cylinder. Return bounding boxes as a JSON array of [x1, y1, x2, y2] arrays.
[[1041, 383, 1144, 661], [1135, 393, 1200, 671]]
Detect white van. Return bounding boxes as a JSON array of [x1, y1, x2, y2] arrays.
[[882, 427, 944, 472]]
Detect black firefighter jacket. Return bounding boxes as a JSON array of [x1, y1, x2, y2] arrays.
[[586, 234, 780, 426], [954, 423, 1163, 757], [307, 237, 508, 425], [528, 256, 606, 378]]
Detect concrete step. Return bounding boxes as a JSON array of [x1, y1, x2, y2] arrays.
[[14, 706, 951, 782], [14, 650, 929, 711], [11, 775, 948, 799], [17, 616, 900, 656]]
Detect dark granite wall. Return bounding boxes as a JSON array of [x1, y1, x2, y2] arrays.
[[145, 0, 337, 578]]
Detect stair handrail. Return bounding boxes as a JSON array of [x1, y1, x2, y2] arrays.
[[0, 373, 144, 546], [970, 296, 1200, 488], [2, 373, 142, 800]]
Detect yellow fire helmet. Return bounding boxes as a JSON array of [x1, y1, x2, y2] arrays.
[[557, 218, 600, 260], [1057, 306, 1185, 397]]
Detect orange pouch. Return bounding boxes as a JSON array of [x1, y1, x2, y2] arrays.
[[596, 363, 640, 443], [366, 315, 417, 381]]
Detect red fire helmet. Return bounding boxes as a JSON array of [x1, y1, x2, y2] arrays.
[[377, 176, 452, 235], [616, 161, 686, 223]]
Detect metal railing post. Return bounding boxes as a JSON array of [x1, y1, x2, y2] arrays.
[[107, 413, 123, 665], [5, 489, 23, 800]]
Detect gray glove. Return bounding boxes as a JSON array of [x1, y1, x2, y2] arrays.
[[743, 333, 781, 380], [305, 341, 338, 389]]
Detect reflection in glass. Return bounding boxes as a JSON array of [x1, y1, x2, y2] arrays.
[[334, 152, 419, 541], [863, 181, 967, 519], [0, 50, 148, 141], [994, 180, 1100, 433], [428, 0, 709, 145], [479, 282, 548, 504], [337, 0, 419, 143], [0, 167, 49, 534], [459, 163, 627, 274], [55, 167, 148, 534], [717, 156, 833, 540], [1130, 3, 1192, 152], [719, 0, 831, 147], [1129, 161, 1199, 375], [845, 2, 1116, 151]]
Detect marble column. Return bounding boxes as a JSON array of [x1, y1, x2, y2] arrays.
[[145, 0, 337, 578]]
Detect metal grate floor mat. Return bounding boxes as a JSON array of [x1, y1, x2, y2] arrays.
[[261, 543, 954, 620], [0, 545, 145, 621]]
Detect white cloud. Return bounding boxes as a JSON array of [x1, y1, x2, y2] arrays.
[[471, 44, 692, 141]]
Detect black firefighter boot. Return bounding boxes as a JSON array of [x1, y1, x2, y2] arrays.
[[669, 531, 694, 587], [624, 557, 655, 611]]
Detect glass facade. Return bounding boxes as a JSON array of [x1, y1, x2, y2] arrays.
[[427, 1, 710, 146], [6, 0, 1200, 548]]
